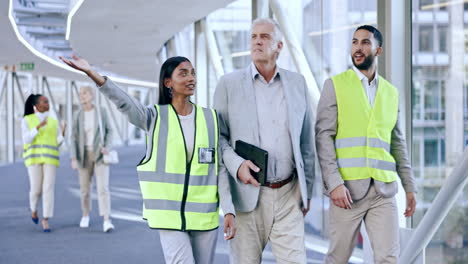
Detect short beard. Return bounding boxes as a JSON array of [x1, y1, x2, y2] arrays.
[[352, 54, 374, 70]]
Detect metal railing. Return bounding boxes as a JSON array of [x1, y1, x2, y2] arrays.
[[400, 147, 468, 263]]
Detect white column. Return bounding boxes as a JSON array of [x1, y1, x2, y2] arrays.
[[252, 0, 271, 19], [66, 81, 73, 147], [328, 0, 348, 75], [7, 72, 15, 163], [377, 0, 411, 228], [202, 19, 224, 81], [195, 20, 208, 107], [445, 1, 464, 174]]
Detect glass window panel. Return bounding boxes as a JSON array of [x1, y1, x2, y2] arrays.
[[440, 139, 445, 164], [424, 80, 440, 120], [420, 0, 434, 10], [438, 26, 448, 52], [208, 0, 251, 73], [413, 1, 467, 262], [441, 80, 446, 120], [439, 0, 449, 11], [465, 82, 468, 121], [424, 139, 438, 166], [413, 80, 423, 120], [419, 25, 434, 52], [413, 139, 422, 178]]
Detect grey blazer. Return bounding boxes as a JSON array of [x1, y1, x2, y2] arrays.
[[213, 66, 315, 213], [315, 77, 417, 201], [96, 78, 235, 216], [70, 107, 112, 168]]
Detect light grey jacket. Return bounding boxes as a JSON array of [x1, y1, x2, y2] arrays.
[[315, 76, 417, 201], [97, 78, 235, 216], [70, 107, 112, 168], [213, 66, 315, 213]]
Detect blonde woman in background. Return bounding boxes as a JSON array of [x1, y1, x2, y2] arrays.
[[22, 94, 65, 232], [70, 86, 114, 232]]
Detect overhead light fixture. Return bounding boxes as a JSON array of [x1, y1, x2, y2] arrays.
[[421, 0, 467, 10], [230, 50, 250, 58], [308, 21, 377, 37], [66, 0, 85, 40]]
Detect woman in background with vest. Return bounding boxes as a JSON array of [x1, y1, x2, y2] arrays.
[[70, 85, 114, 233], [22, 94, 65, 232], [60, 55, 236, 264]]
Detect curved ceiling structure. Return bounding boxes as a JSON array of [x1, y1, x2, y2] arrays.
[[0, 0, 87, 81], [1, 0, 233, 85]]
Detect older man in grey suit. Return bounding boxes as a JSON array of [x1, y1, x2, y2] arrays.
[[213, 18, 315, 264], [315, 25, 417, 264]]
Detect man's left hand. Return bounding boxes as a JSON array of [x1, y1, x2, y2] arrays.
[[404, 192, 416, 217], [223, 213, 236, 240], [302, 199, 311, 216]]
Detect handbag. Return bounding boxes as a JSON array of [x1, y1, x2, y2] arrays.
[[96, 105, 119, 165], [103, 149, 119, 164]]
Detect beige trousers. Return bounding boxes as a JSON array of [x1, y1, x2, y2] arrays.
[[159, 229, 218, 264], [78, 149, 110, 217], [325, 183, 399, 264], [230, 179, 306, 264], [27, 163, 56, 218]]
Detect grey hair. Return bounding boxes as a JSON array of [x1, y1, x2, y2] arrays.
[[80, 85, 95, 97], [251, 18, 283, 42]]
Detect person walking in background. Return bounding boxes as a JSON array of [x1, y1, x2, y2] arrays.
[[22, 94, 65, 232], [60, 55, 236, 264], [315, 25, 417, 263], [213, 18, 315, 264], [70, 85, 114, 233]]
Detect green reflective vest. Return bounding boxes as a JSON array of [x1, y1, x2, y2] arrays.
[[23, 114, 60, 167], [137, 104, 219, 231], [332, 69, 398, 183]]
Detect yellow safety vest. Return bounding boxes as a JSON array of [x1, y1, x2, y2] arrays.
[[332, 69, 398, 182], [23, 114, 60, 167], [137, 104, 219, 231]]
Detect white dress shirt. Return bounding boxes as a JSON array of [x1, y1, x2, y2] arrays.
[[251, 63, 295, 182], [352, 66, 379, 107]]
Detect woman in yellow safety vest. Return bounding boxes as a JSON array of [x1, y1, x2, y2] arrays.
[[60, 54, 236, 264], [22, 94, 65, 232]]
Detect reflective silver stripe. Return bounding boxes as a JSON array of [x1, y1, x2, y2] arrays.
[[202, 107, 216, 179], [156, 105, 169, 173], [138, 171, 217, 186], [337, 157, 367, 168], [142, 105, 158, 164], [335, 137, 366, 148], [24, 144, 59, 152], [369, 158, 396, 172], [337, 157, 396, 172], [144, 199, 218, 213], [335, 137, 390, 152], [24, 154, 59, 160], [368, 138, 390, 152]]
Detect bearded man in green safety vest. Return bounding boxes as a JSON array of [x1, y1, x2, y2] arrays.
[[315, 25, 417, 264]]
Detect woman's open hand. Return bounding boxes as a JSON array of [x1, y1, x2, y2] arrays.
[[59, 54, 106, 86], [59, 54, 92, 73]]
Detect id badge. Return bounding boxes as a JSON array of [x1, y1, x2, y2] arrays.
[[198, 147, 215, 164]]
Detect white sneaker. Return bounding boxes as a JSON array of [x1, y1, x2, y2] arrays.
[[103, 220, 114, 233], [79, 216, 89, 228]]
